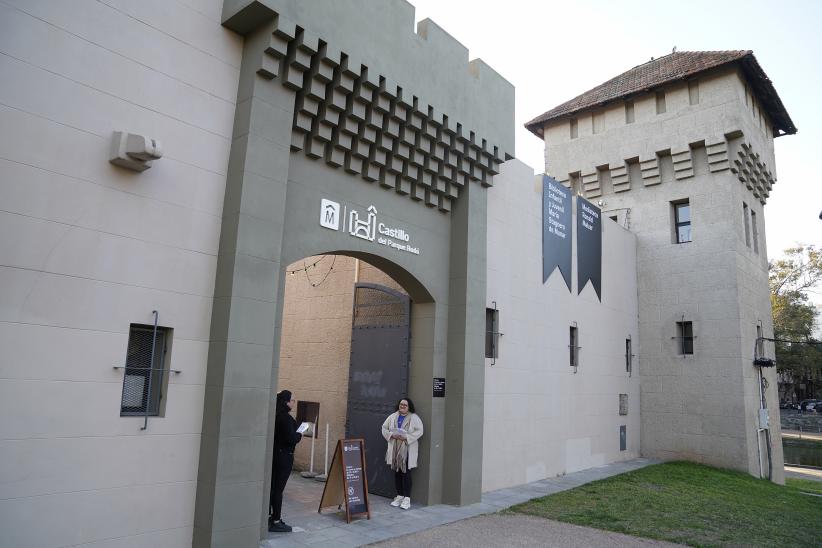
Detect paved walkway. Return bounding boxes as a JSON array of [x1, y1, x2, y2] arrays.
[[261, 458, 660, 548], [370, 513, 684, 548]]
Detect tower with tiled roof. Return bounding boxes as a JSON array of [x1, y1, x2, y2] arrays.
[[526, 51, 795, 482]]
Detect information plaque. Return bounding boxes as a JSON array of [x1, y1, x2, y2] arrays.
[[433, 377, 446, 397]]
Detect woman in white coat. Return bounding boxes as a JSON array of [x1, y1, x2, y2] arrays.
[[381, 397, 423, 509]]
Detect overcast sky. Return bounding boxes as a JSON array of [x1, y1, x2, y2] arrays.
[[409, 0, 821, 270]]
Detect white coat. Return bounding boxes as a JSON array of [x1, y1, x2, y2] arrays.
[[381, 411, 424, 469]]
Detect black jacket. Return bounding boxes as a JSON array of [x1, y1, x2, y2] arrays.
[[274, 410, 302, 453]]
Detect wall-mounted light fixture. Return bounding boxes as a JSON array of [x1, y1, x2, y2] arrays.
[[109, 131, 163, 172]]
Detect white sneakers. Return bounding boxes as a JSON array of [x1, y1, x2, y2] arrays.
[[390, 496, 411, 509]]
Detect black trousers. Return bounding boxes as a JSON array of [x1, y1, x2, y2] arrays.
[[394, 469, 412, 497], [269, 450, 294, 521]]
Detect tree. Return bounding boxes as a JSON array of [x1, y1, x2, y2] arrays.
[[769, 245, 822, 401]]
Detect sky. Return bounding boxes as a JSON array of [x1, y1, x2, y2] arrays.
[[409, 0, 821, 269]]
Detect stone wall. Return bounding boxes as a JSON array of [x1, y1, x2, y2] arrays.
[[482, 159, 641, 492], [0, 1, 242, 546], [540, 67, 784, 481]]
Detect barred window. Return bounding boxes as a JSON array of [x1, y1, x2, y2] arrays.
[[485, 308, 500, 359], [120, 324, 171, 416], [569, 325, 579, 367]]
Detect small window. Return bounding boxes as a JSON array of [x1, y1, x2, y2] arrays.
[[120, 324, 172, 416], [569, 172, 582, 195], [569, 325, 579, 367], [688, 80, 699, 105], [656, 91, 666, 114], [751, 211, 759, 253], [485, 308, 499, 359], [743, 203, 751, 247], [625, 100, 635, 124], [625, 338, 632, 374], [570, 118, 578, 139], [592, 111, 603, 134], [673, 200, 692, 243], [676, 321, 694, 355], [619, 394, 629, 416]]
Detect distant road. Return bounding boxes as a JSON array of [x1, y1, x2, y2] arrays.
[[782, 430, 822, 442]]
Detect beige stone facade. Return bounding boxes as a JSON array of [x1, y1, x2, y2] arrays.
[[535, 64, 786, 482]]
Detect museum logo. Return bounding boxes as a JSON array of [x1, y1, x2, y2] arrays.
[[319, 198, 419, 255]]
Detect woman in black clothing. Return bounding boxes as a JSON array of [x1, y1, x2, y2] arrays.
[[269, 389, 302, 533]]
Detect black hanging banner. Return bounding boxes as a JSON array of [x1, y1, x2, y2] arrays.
[[576, 195, 602, 300], [542, 175, 572, 291]]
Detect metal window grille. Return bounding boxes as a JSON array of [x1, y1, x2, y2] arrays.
[[675, 320, 694, 355], [569, 325, 580, 369], [352, 286, 408, 328], [120, 324, 168, 417], [485, 306, 501, 362]]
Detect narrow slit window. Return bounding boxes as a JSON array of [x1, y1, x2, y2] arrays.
[[656, 91, 666, 114], [743, 202, 751, 247], [485, 308, 499, 359], [673, 200, 691, 243], [625, 100, 635, 124], [570, 117, 578, 139], [751, 210, 759, 253], [676, 321, 694, 355], [569, 325, 579, 367], [688, 80, 699, 105]]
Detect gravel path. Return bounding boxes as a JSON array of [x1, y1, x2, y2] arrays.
[[368, 513, 684, 547]]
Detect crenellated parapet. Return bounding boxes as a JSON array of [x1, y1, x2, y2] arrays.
[[553, 131, 774, 205], [247, 10, 510, 213]]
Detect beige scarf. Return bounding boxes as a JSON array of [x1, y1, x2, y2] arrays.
[[390, 413, 410, 473]]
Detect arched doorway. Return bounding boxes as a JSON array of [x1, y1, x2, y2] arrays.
[[273, 254, 427, 505]]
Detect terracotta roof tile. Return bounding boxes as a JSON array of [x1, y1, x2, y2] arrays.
[[525, 50, 796, 137]]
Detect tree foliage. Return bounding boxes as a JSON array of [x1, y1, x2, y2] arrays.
[[768, 245, 822, 375]]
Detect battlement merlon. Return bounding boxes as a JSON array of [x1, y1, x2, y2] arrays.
[[222, 0, 515, 156]]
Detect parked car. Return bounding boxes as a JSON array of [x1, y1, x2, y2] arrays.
[[799, 400, 822, 412]]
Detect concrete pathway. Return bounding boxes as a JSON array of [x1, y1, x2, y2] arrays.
[[261, 458, 660, 547], [369, 513, 684, 547]]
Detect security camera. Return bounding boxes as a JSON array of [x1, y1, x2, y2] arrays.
[[110, 131, 163, 172]]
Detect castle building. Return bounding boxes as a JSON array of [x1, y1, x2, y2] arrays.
[[0, 0, 795, 545], [526, 50, 796, 482]]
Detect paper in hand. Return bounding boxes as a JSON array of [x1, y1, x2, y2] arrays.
[[297, 422, 312, 435]]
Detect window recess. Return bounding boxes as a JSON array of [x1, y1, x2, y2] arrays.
[[114, 311, 179, 430]]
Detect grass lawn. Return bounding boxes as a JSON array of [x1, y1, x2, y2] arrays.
[[509, 461, 822, 547]]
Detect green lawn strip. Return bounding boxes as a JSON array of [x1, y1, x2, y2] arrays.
[[509, 461, 822, 547], [787, 477, 822, 496]]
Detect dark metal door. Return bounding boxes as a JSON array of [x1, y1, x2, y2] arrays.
[[346, 283, 410, 498]]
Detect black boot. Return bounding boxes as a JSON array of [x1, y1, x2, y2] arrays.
[[269, 519, 292, 533]]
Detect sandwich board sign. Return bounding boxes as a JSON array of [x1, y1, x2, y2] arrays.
[[318, 439, 371, 523]]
